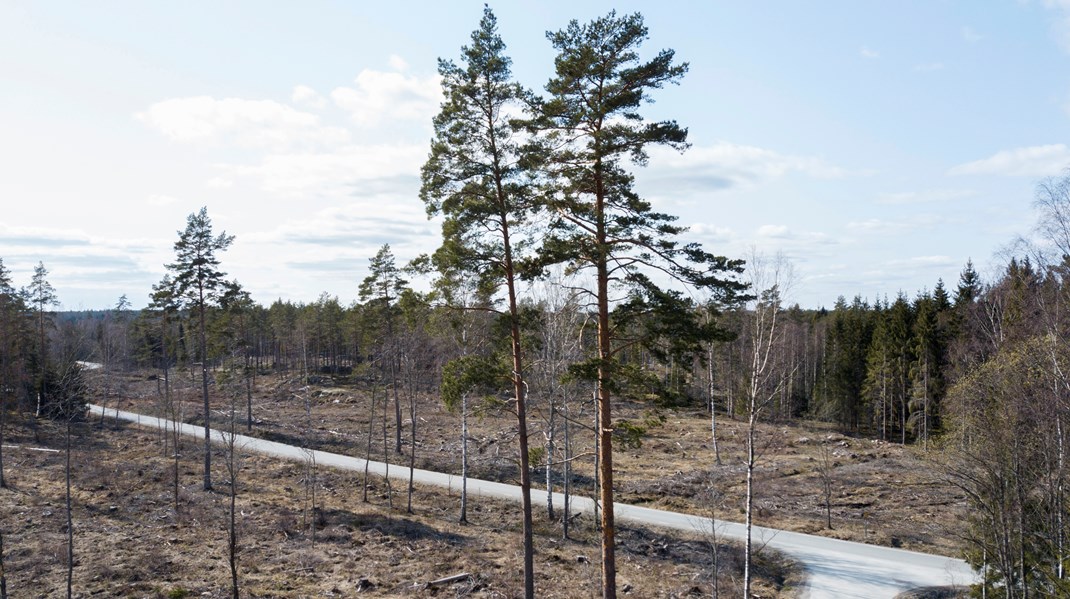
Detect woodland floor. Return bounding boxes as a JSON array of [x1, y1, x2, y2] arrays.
[[3, 365, 967, 598], [132, 366, 967, 557]]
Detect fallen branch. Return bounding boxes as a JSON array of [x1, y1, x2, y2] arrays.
[[1, 445, 61, 453], [426, 572, 471, 587]]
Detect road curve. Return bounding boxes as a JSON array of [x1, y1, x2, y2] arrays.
[[89, 404, 978, 598]]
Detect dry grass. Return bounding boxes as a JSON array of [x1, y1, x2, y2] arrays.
[[144, 368, 966, 558], [611, 410, 968, 557], [0, 384, 799, 597], [24, 365, 967, 597]]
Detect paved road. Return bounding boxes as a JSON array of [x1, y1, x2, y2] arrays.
[[89, 404, 978, 598]]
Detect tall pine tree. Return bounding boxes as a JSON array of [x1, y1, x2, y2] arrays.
[[420, 8, 540, 596], [167, 207, 234, 491], [533, 12, 745, 597]]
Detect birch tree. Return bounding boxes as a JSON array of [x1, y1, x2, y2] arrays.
[[740, 251, 794, 597]]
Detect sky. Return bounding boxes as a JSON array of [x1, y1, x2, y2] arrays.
[[2, 1, 1070, 310]]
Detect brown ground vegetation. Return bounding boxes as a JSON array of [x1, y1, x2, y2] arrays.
[[2, 365, 968, 597]]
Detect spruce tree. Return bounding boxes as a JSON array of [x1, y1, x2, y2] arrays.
[[955, 259, 981, 308], [0, 259, 25, 488]]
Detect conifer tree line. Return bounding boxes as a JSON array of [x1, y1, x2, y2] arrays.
[[1, 7, 1069, 598]]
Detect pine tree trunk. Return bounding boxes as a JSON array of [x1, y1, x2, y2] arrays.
[[596, 244, 616, 599], [199, 293, 212, 492]]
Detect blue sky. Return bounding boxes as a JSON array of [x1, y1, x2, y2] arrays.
[[2, 1, 1069, 309]]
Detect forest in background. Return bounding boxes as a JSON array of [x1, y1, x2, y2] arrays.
[[2, 185, 1068, 597], [2, 8, 1070, 598]]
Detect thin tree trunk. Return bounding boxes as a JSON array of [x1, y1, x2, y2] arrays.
[[546, 394, 555, 521], [229, 479, 238, 599], [36, 307, 45, 420], [0, 526, 7, 599], [165, 364, 180, 513], [1057, 412, 1066, 581], [407, 360, 416, 515], [391, 355, 402, 455], [363, 388, 375, 503], [227, 406, 239, 599], [245, 350, 253, 432], [708, 343, 720, 465], [199, 294, 212, 492], [744, 413, 755, 598], [303, 393, 316, 545], [562, 401, 570, 540], [0, 387, 5, 489], [98, 365, 109, 428], [460, 391, 468, 523], [383, 383, 392, 510], [65, 418, 73, 599]]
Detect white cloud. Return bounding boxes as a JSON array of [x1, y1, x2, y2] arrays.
[[961, 26, 982, 43], [147, 194, 178, 207], [218, 143, 426, 196], [291, 85, 327, 109], [137, 96, 349, 149], [239, 204, 438, 284], [206, 176, 234, 189], [847, 214, 946, 234], [848, 219, 893, 233], [885, 255, 957, 268], [1042, 0, 1070, 53], [689, 223, 734, 241], [875, 189, 974, 204], [330, 67, 441, 127], [388, 55, 409, 71], [758, 224, 791, 238], [948, 144, 1070, 176], [860, 46, 880, 59], [646, 142, 847, 191]]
